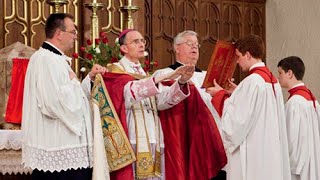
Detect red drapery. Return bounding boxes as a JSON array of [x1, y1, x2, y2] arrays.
[[159, 82, 227, 180], [5, 58, 29, 124]]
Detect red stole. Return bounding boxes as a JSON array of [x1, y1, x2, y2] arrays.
[[288, 85, 316, 108], [159, 81, 227, 180], [102, 72, 135, 180], [212, 66, 277, 118], [249, 66, 278, 96]]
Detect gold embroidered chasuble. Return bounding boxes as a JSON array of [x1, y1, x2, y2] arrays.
[[91, 64, 161, 178]]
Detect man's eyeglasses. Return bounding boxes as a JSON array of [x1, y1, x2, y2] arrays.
[[177, 40, 201, 48], [125, 38, 147, 46], [62, 30, 77, 36]]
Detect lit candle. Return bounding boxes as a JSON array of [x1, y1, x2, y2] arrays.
[[92, 0, 96, 3]]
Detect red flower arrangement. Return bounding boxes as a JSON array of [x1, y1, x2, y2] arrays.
[[142, 58, 159, 74], [72, 31, 122, 70]]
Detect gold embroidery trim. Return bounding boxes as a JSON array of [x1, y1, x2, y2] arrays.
[[91, 74, 136, 171]]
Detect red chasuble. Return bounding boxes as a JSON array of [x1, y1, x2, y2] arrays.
[[102, 72, 136, 180], [212, 66, 277, 116], [159, 81, 227, 180], [288, 85, 316, 108]]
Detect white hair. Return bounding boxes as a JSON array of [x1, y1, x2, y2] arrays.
[[173, 30, 198, 46]]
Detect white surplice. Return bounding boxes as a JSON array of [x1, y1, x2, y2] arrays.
[[22, 47, 93, 172], [286, 83, 320, 180], [113, 57, 190, 179], [219, 62, 291, 180]]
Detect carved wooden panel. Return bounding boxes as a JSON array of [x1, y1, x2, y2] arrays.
[[145, 0, 266, 82], [81, 0, 124, 47], [198, 1, 220, 69], [0, 0, 86, 75], [1, 0, 82, 52], [0, 0, 265, 83]]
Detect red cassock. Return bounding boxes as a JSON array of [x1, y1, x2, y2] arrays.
[[158, 81, 227, 180]]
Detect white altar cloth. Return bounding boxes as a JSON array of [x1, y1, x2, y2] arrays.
[[0, 130, 32, 175]]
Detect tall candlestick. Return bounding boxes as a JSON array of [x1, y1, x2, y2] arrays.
[[120, 0, 139, 30], [46, 0, 68, 13], [84, 2, 104, 46]]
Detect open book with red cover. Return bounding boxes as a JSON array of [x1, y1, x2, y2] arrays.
[[202, 40, 237, 88]]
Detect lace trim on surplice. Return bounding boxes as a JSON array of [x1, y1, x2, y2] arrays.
[[22, 145, 93, 172]]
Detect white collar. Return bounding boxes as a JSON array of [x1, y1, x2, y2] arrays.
[[290, 82, 305, 90], [176, 60, 185, 65], [121, 56, 141, 67], [119, 56, 145, 74], [249, 61, 265, 71]]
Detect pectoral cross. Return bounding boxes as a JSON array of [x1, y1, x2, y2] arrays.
[[143, 100, 151, 113], [133, 66, 141, 74]]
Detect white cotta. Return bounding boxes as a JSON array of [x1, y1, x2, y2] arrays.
[[286, 84, 320, 180], [220, 62, 291, 180], [21, 48, 93, 172]]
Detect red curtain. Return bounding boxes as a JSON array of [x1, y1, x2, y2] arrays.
[[5, 58, 29, 124]]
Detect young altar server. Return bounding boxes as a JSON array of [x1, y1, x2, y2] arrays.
[[206, 34, 291, 180], [277, 56, 320, 180]]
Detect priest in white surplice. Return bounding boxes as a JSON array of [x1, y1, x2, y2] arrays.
[[22, 13, 107, 179], [277, 56, 320, 180], [152, 30, 221, 132], [153, 30, 227, 180], [206, 35, 291, 180]]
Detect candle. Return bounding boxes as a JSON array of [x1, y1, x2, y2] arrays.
[[128, 0, 132, 6], [93, 0, 96, 3]]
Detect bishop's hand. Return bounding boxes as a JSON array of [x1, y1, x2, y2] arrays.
[[154, 64, 195, 84], [167, 64, 195, 80]]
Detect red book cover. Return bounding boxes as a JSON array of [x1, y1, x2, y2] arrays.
[[202, 41, 237, 88]]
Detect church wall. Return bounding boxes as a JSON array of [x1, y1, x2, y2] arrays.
[[266, 0, 320, 99]]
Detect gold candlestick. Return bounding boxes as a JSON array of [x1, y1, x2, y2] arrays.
[[84, 2, 104, 47], [119, 0, 139, 30], [46, 0, 68, 13]]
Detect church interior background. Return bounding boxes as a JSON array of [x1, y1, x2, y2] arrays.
[[0, 0, 265, 178]]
